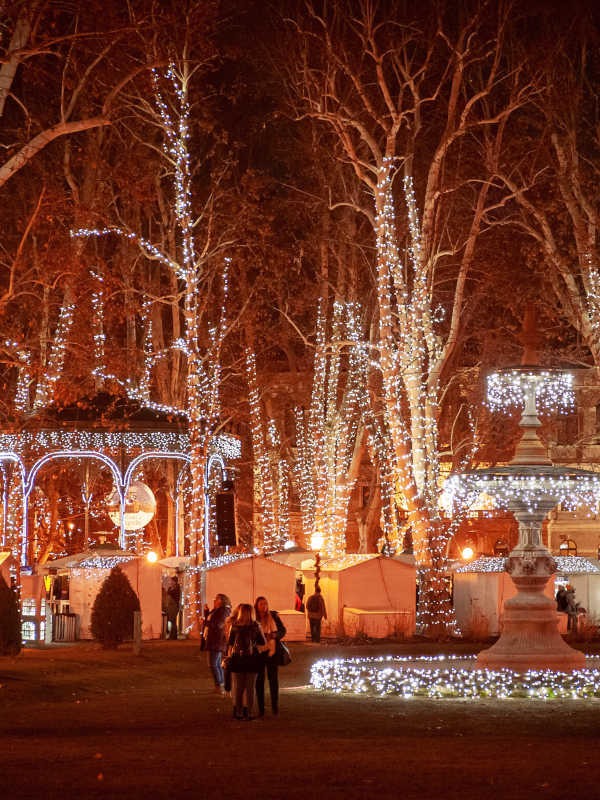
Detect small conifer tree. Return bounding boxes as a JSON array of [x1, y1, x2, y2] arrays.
[[91, 565, 140, 649], [0, 572, 21, 656]]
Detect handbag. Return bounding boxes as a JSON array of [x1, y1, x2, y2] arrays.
[[276, 640, 292, 667]]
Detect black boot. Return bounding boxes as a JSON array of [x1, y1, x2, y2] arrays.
[[233, 707, 243, 720], [242, 706, 254, 721]]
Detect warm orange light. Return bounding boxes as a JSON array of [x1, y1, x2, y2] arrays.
[[146, 551, 158, 563], [461, 546, 475, 561]]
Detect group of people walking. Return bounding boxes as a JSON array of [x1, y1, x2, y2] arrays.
[[203, 594, 287, 721]]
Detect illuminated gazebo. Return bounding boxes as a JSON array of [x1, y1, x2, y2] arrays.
[[0, 393, 241, 567]]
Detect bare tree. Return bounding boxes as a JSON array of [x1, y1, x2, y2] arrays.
[[284, 0, 534, 635]]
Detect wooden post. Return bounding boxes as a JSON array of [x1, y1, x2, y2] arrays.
[[133, 610, 142, 656]]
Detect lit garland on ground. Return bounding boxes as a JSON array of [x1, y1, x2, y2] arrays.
[[310, 655, 600, 699]]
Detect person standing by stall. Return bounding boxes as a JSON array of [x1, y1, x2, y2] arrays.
[[203, 593, 231, 693], [166, 575, 181, 640], [305, 585, 327, 643]]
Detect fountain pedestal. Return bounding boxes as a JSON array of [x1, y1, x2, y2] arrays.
[[477, 507, 585, 671]]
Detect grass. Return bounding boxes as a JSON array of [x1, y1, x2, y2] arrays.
[[2, 639, 600, 799]]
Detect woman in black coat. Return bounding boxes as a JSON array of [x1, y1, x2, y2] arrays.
[[226, 603, 266, 720], [203, 593, 231, 693], [254, 595, 287, 716]]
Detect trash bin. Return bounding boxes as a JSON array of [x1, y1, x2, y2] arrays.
[[53, 612, 78, 642]]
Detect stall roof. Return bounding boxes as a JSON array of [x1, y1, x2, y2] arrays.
[[43, 549, 137, 571]]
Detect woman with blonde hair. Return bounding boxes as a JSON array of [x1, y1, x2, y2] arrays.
[[254, 596, 286, 716], [225, 603, 266, 720], [203, 593, 231, 694]]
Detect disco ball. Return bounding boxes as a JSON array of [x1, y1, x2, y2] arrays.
[[107, 480, 156, 531]]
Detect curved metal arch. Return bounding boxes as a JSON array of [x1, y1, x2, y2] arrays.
[[21, 450, 124, 565], [0, 451, 27, 485], [0, 452, 27, 552], [24, 450, 123, 497], [203, 452, 228, 561], [123, 451, 191, 493], [205, 452, 226, 488], [174, 463, 192, 558]]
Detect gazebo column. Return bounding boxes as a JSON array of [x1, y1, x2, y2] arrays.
[[119, 488, 126, 550], [21, 489, 30, 567]]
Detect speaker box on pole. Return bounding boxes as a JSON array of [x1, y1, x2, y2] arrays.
[[215, 491, 237, 546]]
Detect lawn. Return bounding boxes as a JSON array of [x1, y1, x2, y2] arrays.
[[2, 640, 600, 799]]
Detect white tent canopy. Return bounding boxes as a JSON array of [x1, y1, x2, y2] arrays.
[[201, 555, 296, 612], [44, 548, 162, 640], [301, 554, 416, 638]]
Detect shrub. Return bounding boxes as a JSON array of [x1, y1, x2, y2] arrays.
[[91, 565, 140, 649], [0, 572, 21, 656]]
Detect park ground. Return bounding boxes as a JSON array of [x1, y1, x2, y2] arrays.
[[2, 639, 600, 800]]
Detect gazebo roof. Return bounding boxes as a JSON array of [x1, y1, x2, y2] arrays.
[[0, 391, 241, 462], [24, 391, 187, 432]]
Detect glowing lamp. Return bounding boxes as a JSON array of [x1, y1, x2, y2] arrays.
[[283, 540, 295, 550], [461, 546, 475, 561], [311, 531, 324, 551], [146, 551, 158, 563]]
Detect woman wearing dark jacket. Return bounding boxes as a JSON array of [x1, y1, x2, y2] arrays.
[[203, 593, 231, 693], [254, 595, 286, 716], [226, 603, 266, 720]]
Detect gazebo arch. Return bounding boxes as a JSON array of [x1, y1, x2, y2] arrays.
[[0, 393, 241, 567]]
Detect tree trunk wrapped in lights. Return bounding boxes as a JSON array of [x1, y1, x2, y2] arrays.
[[285, 1, 533, 636], [73, 62, 230, 636], [245, 346, 290, 553], [293, 298, 364, 559]]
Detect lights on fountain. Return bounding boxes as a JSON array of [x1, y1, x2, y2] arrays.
[[310, 655, 600, 700], [446, 471, 600, 515], [487, 370, 575, 414], [456, 555, 600, 574]]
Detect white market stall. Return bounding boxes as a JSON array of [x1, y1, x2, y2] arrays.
[[554, 556, 600, 624], [454, 556, 560, 637], [301, 554, 416, 639], [198, 554, 303, 640], [44, 548, 162, 640]]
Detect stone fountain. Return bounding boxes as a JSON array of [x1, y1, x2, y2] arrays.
[[451, 317, 600, 671]]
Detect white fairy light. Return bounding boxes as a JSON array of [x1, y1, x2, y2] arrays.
[[372, 158, 457, 633], [446, 468, 600, 515], [77, 554, 135, 569], [456, 555, 600, 574], [33, 300, 76, 410], [310, 655, 600, 700], [292, 300, 364, 558], [487, 370, 575, 415]]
